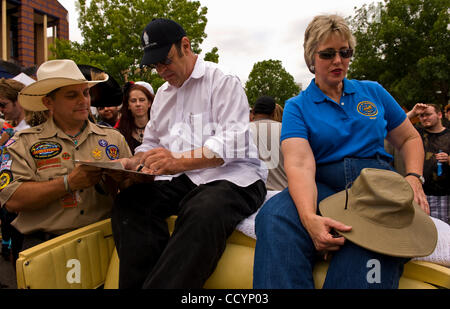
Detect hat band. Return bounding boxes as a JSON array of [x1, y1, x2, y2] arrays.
[[20, 93, 50, 97], [344, 181, 353, 210]]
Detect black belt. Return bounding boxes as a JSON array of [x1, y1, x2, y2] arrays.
[[26, 231, 58, 242]]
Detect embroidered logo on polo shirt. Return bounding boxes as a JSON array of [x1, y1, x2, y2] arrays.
[[357, 101, 378, 118], [30, 142, 62, 160]]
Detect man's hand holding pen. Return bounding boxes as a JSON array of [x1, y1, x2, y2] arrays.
[[139, 148, 183, 175], [104, 157, 155, 190]]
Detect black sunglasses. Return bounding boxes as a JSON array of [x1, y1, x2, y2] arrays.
[[148, 57, 173, 70], [317, 48, 353, 60]]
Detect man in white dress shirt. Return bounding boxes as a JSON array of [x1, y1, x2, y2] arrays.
[[111, 18, 267, 289]]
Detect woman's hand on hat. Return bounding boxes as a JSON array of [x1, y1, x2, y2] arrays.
[[405, 176, 430, 215], [304, 214, 352, 253]]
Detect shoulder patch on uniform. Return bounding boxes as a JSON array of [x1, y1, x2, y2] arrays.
[[105, 144, 120, 160], [4, 139, 16, 147], [0, 170, 13, 190]]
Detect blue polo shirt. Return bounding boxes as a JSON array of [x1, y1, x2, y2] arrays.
[[281, 78, 406, 164]]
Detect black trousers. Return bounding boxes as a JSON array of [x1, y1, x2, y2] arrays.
[[0, 208, 19, 261], [111, 174, 266, 289]]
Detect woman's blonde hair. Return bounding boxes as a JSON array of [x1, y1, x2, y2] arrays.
[[303, 14, 356, 74]]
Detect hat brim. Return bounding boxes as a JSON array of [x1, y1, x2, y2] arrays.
[[78, 65, 122, 107], [18, 77, 108, 112], [319, 190, 437, 257], [140, 44, 172, 68]]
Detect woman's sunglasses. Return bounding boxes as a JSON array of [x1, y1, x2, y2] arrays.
[[317, 48, 354, 60]]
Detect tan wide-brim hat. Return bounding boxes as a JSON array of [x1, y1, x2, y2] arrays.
[[319, 168, 437, 258], [18, 59, 109, 111]]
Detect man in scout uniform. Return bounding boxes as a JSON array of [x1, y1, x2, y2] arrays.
[[0, 59, 132, 257]]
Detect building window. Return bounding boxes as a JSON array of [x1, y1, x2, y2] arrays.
[[9, 15, 18, 60]]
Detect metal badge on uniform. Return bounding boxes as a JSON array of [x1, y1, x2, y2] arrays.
[[0, 170, 13, 190], [98, 139, 108, 148], [92, 146, 103, 160], [30, 141, 62, 160], [105, 145, 119, 160], [62, 152, 71, 160]]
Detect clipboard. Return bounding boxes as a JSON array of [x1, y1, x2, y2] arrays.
[[74, 160, 155, 176]]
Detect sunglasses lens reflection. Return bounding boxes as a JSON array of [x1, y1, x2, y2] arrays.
[[318, 49, 353, 60]]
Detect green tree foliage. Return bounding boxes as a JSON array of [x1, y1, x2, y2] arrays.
[[245, 60, 301, 108], [204, 47, 219, 63], [348, 0, 449, 110], [50, 0, 210, 91]]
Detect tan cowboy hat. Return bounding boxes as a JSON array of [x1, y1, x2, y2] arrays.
[[18, 59, 109, 111], [319, 168, 437, 257]]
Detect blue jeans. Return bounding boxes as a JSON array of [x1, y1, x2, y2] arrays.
[[253, 157, 408, 289]]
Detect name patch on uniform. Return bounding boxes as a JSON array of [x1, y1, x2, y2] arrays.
[[0, 170, 13, 190], [37, 157, 62, 170], [357, 101, 378, 118], [105, 145, 120, 160], [30, 142, 62, 160]]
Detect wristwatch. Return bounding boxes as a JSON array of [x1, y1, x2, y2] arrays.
[[405, 173, 425, 185]]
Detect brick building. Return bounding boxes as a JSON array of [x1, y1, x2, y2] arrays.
[[0, 0, 68, 69]]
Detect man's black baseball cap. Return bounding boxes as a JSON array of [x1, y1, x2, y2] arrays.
[[253, 96, 276, 115], [140, 18, 186, 67]]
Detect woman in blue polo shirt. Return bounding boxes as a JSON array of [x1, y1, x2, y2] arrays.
[[253, 14, 429, 289]]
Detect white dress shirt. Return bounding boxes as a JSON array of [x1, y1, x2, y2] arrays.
[[135, 58, 267, 187], [14, 119, 30, 132]]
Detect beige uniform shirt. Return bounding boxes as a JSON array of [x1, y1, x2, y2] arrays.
[[0, 118, 132, 235]]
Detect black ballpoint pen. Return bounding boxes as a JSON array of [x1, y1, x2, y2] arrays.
[[136, 164, 144, 172]]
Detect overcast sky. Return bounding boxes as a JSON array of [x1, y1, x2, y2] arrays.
[[58, 0, 375, 89]]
